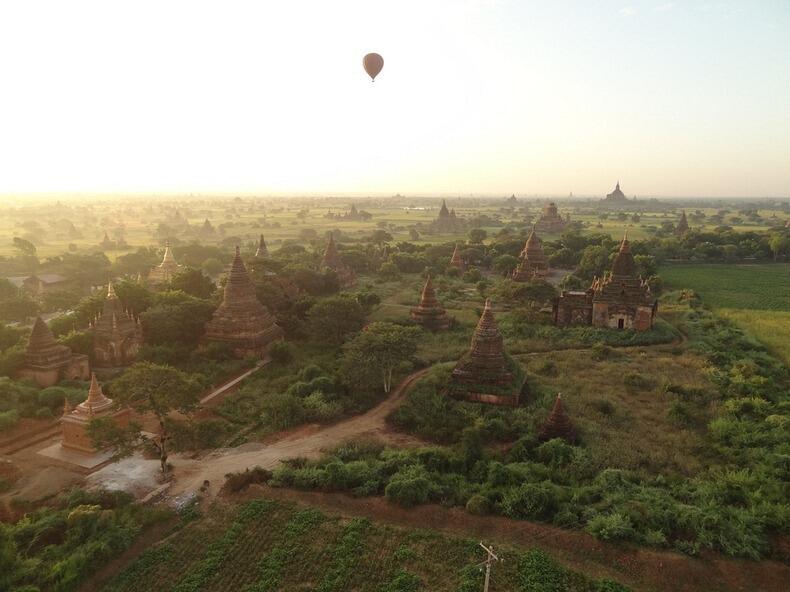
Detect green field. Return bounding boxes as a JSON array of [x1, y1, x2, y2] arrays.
[[101, 497, 630, 592], [660, 263, 790, 363]]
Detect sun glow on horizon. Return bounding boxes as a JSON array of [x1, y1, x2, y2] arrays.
[[1, 0, 789, 198]]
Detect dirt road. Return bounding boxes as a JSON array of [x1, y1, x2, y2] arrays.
[[169, 367, 432, 496]]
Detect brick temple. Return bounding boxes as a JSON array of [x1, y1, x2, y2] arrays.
[[432, 199, 461, 232], [204, 246, 284, 357], [534, 202, 569, 233], [254, 234, 269, 258], [448, 299, 522, 406], [147, 240, 183, 285], [61, 373, 130, 454], [511, 226, 549, 281], [553, 232, 657, 331], [321, 234, 356, 288], [410, 276, 451, 331], [449, 244, 465, 272], [17, 317, 90, 387], [92, 282, 142, 369]]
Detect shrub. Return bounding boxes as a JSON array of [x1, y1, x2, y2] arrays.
[[623, 373, 655, 390], [269, 341, 293, 364], [385, 465, 435, 507], [223, 466, 273, 493], [586, 513, 636, 541], [465, 494, 489, 516], [500, 481, 560, 520]]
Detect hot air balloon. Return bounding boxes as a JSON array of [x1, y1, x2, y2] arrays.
[[363, 53, 384, 81]]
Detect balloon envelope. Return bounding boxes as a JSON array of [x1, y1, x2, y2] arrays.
[[363, 53, 384, 81]]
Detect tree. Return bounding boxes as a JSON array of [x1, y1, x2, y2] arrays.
[[368, 229, 393, 247], [340, 322, 419, 393], [408, 228, 420, 241], [0, 295, 38, 323], [140, 295, 215, 346], [90, 362, 201, 473], [170, 267, 215, 299], [769, 234, 788, 261], [493, 254, 519, 276], [202, 257, 225, 276], [468, 228, 487, 244], [305, 295, 367, 345], [12, 237, 36, 257]]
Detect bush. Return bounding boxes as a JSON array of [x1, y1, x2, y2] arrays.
[[465, 494, 489, 516], [500, 481, 560, 520], [586, 513, 636, 541], [268, 341, 293, 364], [223, 466, 273, 493], [385, 465, 435, 507]]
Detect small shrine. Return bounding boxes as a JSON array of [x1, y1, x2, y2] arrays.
[[61, 373, 131, 454], [254, 234, 269, 258], [410, 276, 451, 331], [538, 393, 576, 443], [17, 317, 90, 387], [448, 299, 523, 406]]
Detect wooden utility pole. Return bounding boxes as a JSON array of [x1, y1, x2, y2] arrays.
[[479, 542, 500, 592]]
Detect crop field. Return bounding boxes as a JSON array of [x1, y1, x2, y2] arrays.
[[102, 497, 629, 592], [660, 264, 790, 363]]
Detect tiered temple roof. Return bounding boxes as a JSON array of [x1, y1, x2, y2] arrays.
[[449, 244, 465, 271], [92, 282, 142, 368], [604, 181, 627, 201], [538, 393, 576, 442], [410, 276, 451, 331], [592, 232, 653, 305], [204, 246, 283, 356], [19, 316, 90, 387], [448, 299, 522, 406], [433, 199, 461, 232], [25, 316, 74, 370], [512, 227, 549, 281], [148, 240, 183, 285], [255, 234, 269, 258], [321, 234, 356, 288]]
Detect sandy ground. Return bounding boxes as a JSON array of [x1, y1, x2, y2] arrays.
[[165, 367, 432, 498]]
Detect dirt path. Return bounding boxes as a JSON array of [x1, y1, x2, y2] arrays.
[[235, 486, 790, 592], [168, 367, 432, 497]]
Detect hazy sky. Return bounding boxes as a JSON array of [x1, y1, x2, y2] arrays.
[[1, 1, 788, 198]]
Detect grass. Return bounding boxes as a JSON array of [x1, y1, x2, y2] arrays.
[[103, 497, 631, 592], [517, 347, 719, 476], [660, 263, 790, 363]]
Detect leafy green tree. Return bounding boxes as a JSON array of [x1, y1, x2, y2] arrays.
[[493, 254, 519, 276], [12, 236, 36, 257], [140, 295, 215, 346], [368, 229, 393, 247], [340, 322, 419, 393], [0, 295, 38, 323], [114, 280, 154, 315], [769, 234, 788, 261], [170, 267, 215, 299], [468, 228, 487, 244], [90, 362, 201, 473], [577, 245, 610, 279], [305, 295, 367, 345]]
